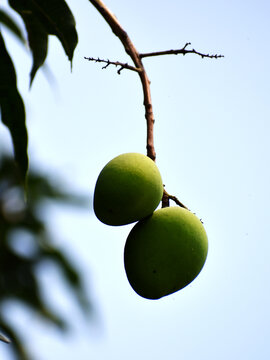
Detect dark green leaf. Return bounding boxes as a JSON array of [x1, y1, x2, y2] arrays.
[[0, 32, 28, 182], [31, 0, 78, 61], [24, 15, 48, 85], [0, 8, 25, 44], [9, 0, 78, 84]]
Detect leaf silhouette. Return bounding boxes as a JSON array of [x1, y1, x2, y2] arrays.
[[8, 0, 78, 84], [0, 9, 25, 45], [0, 32, 28, 182]]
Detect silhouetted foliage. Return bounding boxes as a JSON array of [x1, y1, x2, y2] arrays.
[[0, 0, 78, 181], [0, 1, 92, 358], [0, 153, 92, 359]]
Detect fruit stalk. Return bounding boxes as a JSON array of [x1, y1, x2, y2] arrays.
[[161, 189, 189, 210]]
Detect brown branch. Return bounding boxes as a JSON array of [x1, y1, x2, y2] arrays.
[[88, 1, 223, 214], [140, 42, 224, 59], [84, 57, 141, 74], [162, 189, 189, 210], [88, 0, 156, 161]]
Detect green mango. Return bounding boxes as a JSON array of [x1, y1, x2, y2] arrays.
[[124, 206, 208, 299], [94, 153, 163, 226]]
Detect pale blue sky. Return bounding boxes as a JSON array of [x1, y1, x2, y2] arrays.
[[1, 0, 270, 359]]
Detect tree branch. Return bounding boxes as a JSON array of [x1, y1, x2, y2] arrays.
[[84, 57, 141, 74], [88, 0, 156, 160], [140, 42, 224, 59], [88, 1, 223, 211]]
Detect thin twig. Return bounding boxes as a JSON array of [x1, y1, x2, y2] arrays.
[[140, 42, 224, 59], [84, 57, 141, 74], [162, 189, 189, 210]]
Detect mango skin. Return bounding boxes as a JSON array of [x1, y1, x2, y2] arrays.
[[93, 153, 163, 226], [124, 206, 208, 299]]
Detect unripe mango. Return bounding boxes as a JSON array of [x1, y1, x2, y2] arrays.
[[94, 153, 163, 226], [124, 206, 208, 299]]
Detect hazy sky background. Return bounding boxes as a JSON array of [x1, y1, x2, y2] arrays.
[[1, 0, 270, 359]]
